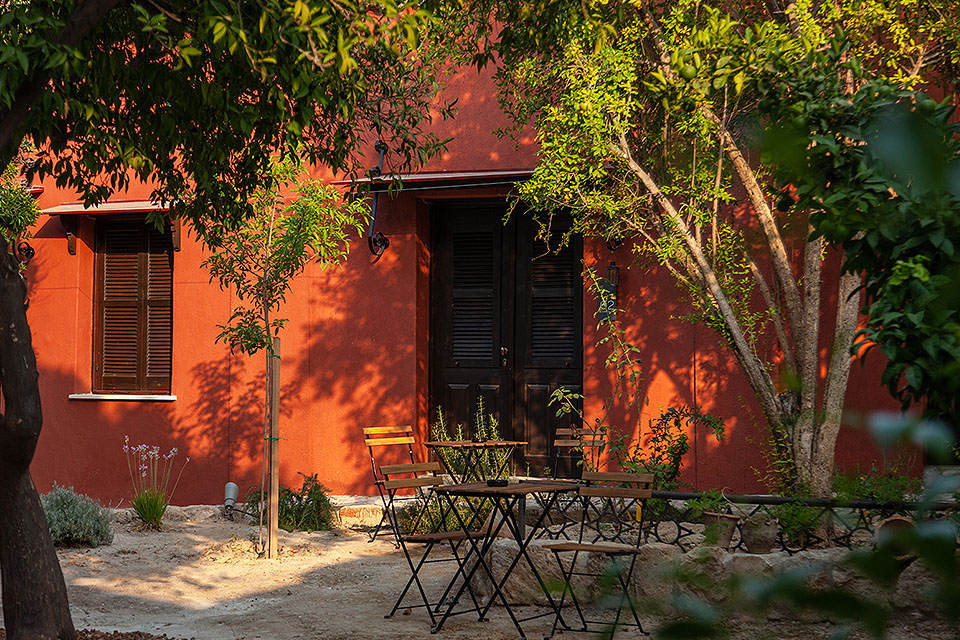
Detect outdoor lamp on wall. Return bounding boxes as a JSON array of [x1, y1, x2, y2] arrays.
[[598, 261, 619, 322], [606, 261, 619, 289], [17, 241, 35, 265]]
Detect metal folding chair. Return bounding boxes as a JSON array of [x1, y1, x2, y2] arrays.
[[544, 470, 653, 638], [363, 425, 418, 544], [537, 427, 605, 540], [381, 461, 484, 625]]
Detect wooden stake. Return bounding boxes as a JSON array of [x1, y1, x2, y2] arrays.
[[267, 336, 280, 559]]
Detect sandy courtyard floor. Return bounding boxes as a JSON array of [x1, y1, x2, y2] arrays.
[[0, 509, 952, 640], [57, 514, 584, 640]]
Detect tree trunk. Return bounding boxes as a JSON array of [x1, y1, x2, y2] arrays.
[[0, 248, 76, 639]]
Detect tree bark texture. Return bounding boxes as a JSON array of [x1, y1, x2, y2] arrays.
[[0, 248, 76, 640]]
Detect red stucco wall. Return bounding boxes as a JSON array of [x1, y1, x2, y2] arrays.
[[23, 67, 907, 505]]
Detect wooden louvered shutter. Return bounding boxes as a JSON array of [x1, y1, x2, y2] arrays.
[[451, 230, 498, 365], [95, 219, 173, 393], [144, 227, 173, 390], [527, 229, 580, 368]]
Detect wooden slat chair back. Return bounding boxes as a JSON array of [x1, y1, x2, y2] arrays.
[[551, 426, 605, 478], [578, 471, 653, 546], [380, 461, 485, 625], [363, 425, 418, 544], [543, 470, 655, 638]]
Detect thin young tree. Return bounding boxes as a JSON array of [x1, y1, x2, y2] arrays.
[[203, 152, 368, 556]]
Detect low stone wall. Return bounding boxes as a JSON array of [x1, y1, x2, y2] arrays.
[[466, 540, 945, 614]]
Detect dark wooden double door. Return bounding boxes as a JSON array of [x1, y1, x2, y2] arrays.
[[429, 201, 583, 475]]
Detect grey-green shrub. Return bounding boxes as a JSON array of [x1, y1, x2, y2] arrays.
[[41, 483, 113, 547]]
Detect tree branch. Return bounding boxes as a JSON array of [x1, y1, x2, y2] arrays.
[[611, 132, 783, 427], [640, 7, 805, 340], [0, 0, 125, 168], [745, 251, 795, 373]]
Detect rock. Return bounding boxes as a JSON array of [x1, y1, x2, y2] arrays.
[[723, 552, 775, 577], [629, 543, 682, 602], [894, 559, 942, 613], [678, 546, 729, 602]]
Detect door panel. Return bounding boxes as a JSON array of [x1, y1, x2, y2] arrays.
[[430, 201, 581, 474]]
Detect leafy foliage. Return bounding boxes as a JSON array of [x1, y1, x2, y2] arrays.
[[40, 483, 113, 548], [759, 42, 960, 419], [685, 488, 726, 520], [832, 461, 921, 505], [610, 405, 724, 490], [0, 0, 451, 234], [0, 141, 39, 246], [203, 152, 367, 356]]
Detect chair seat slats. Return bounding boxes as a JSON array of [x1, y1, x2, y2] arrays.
[[380, 461, 442, 475], [362, 425, 413, 435], [581, 470, 654, 484], [580, 486, 652, 499]]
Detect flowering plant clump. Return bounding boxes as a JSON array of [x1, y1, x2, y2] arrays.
[[123, 436, 190, 529]]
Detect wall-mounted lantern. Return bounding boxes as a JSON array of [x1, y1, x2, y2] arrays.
[[366, 140, 390, 263], [16, 241, 35, 266], [598, 260, 619, 322]]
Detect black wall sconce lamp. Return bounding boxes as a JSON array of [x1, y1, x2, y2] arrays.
[[366, 140, 390, 264], [17, 241, 35, 266], [598, 260, 619, 322]]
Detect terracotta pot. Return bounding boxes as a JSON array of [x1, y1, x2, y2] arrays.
[[741, 516, 778, 554], [875, 515, 916, 558], [702, 512, 739, 549]]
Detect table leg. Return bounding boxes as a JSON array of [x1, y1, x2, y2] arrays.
[[478, 491, 570, 634], [432, 494, 526, 636]]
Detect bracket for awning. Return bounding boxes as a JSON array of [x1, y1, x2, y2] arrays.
[[59, 215, 78, 255], [45, 200, 179, 255]]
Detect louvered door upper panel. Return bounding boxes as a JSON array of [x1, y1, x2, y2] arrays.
[[532, 231, 575, 289], [451, 230, 497, 363], [529, 230, 580, 365]]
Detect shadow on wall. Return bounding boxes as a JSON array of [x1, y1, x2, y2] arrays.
[[31, 364, 229, 507], [293, 241, 419, 496], [584, 238, 774, 493]]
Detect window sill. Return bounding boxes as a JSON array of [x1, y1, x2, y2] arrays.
[[68, 393, 177, 402]]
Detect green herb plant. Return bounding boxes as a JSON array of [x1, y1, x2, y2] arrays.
[[686, 489, 726, 521], [243, 473, 336, 533], [431, 397, 511, 479], [122, 437, 190, 530], [40, 484, 113, 548]]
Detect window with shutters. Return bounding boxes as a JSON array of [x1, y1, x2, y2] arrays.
[[93, 218, 173, 393]]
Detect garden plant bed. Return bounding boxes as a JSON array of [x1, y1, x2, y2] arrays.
[[0, 506, 954, 639]]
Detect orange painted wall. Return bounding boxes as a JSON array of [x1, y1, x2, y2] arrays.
[[24, 67, 906, 505]]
